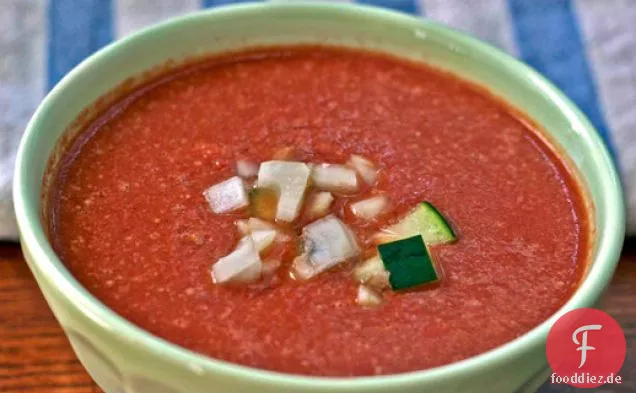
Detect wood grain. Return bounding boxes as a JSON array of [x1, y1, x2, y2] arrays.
[[1, 241, 634, 393]]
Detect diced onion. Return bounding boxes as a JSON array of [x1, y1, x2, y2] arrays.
[[238, 217, 289, 243], [211, 236, 262, 284], [262, 259, 281, 276], [236, 160, 259, 178], [353, 255, 390, 290], [290, 253, 314, 281], [250, 217, 290, 242], [292, 215, 359, 280], [348, 155, 378, 186], [203, 176, 249, 214], [357, 284, 383, 307], [250, 229, 277, 253], [236, 217, 275, 236], [307, 192, 334, 219], [236, 219, 250, 235], [258, 161, 311, 222], [247, 217, 276, 231], [310, 164, 358, 192], [350, 195, 389, 221]]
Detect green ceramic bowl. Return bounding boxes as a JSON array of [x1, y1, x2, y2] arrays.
[[13, 3, 624, 393]]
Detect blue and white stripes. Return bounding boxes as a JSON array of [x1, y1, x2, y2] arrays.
[[1, 0, 636, 238], [508, 0, 615, 155], [49, 0, 114, 88], [0, 0, 46, 239], [421, 0, 517, 53], [115, 0, 201, 37], [359, 0, 420, 14]]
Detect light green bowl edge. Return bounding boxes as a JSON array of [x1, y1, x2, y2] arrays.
[[13, 2, 625, 391]]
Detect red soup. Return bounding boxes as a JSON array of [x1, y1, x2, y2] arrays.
[[48, 46, 590, 377]]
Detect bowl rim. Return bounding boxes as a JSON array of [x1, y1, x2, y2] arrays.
[[13, 1, 625, 389]]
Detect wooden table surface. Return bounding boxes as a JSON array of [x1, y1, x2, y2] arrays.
[[1, 242, 634, 393]]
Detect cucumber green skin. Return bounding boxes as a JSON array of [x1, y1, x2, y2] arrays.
[[384, 201, 457, 245], [420, 202, 457, 244], [371, 202, 455, 290], [378, 235, 439, 290]]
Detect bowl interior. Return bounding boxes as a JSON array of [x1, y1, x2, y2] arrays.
[[14, 2, 624, 390]]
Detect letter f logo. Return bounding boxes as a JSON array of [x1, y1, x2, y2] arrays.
[[572, 324, 602, 368]]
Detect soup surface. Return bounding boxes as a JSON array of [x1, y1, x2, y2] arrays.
[[49, 46, 590, 376]]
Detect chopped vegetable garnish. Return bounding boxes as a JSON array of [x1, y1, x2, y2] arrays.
[[247, 217, 276, 231], [292, 215, 359, 280], [306, 191, 334, 219], [350, 195, 389, 221], [356, 284, 383, 307], [203, 176, 249, 214], [236, 219, 250, 235], [212, 236, 262, 284], [239, 217, 290, 243], [262, 259, 281, 276], [347, 154, 378, 186], [353, 255, 390, 290], [236, 160, 259, 178], [250, 229, 277, 253], [290, 253, 314, 281], [236, 217, 277, 236], [378, 235, 439, 290], [310, 164, 358, 192], [374, 202, 456, 245], [211, 156, 456, 296], [250, 187, 279, 221], [257, 161, 311, 222]]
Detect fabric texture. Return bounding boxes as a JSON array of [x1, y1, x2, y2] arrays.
[[1, 0, 635, 240]]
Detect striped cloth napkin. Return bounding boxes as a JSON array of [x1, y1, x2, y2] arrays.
[[2, 0, 635, 240]]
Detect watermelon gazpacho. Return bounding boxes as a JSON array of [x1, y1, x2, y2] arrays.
[[47, 46, 590, 377]]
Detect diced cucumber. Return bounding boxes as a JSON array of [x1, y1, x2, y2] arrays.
[[377, 202, 456, 245], [378, 235, 439, 290]]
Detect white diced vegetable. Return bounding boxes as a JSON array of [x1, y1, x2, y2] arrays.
[[290, 253, 314, 281], [236, 160, 259, 178], [262, 259, 281, 276], [258, 161, 311, 222], [236, 219, 250, 235], [353, 255, 390, 290], [350, 195, 389, 221], [236, 218, 275, 236], [306, 192, 334, 219], [356, 284, 383, 307], [211, 237, 262, 284], [250, 229, 277, 253], [293, 215, 359, 280], [203, 176, 249, 214], [247, 217, 276, 231], [239, 217, 289, 243], [310, 164, 359, 192], [348, 155, 378, 186]]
